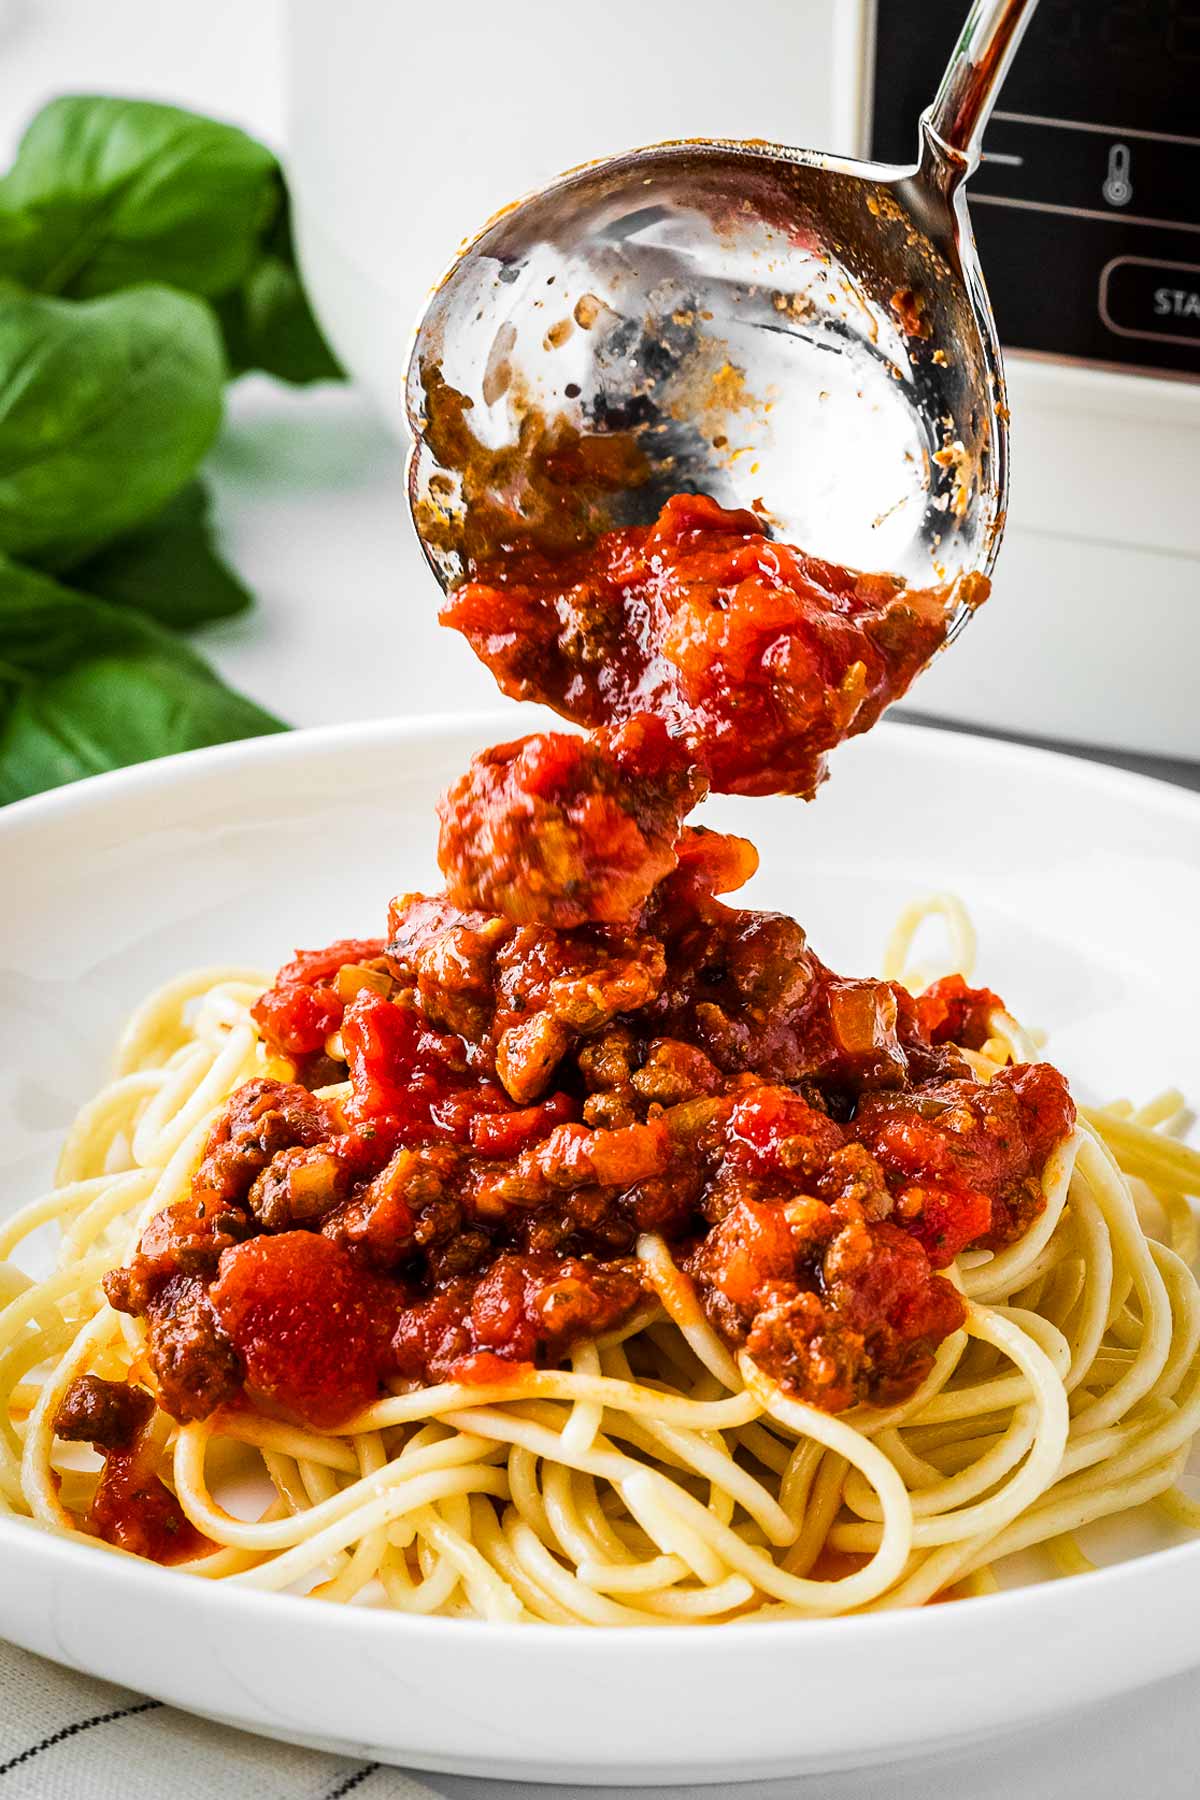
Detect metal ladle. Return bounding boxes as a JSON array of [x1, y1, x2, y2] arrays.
[[405, 0, 1037, 612]]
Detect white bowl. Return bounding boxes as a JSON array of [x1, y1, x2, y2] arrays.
[[2, 714, 1199, 1783]]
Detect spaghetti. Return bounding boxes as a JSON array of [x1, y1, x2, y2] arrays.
[[3, 896, 1198, 1622]]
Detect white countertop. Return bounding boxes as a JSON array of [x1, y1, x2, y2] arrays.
[[3, 6, 1199, 1796]]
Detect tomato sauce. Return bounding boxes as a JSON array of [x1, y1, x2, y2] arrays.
[[438, 716, 704, 928], [52, 1374, 209, 1563], [209, 1233, 398, 1429], [250, 936, 386, 1085], [89, 1449, 210, 1564], [442, 493, 987, 799], [915, 973, 1005, 1051]]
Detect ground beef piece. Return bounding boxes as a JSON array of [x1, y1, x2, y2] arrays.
[[145, 1275, 243, 1422], [649, 894, 936, 1094], [577, 1027, 636, 1092], [744, 1287, 867, 1413], [102, 1193, 249, 1317], [437, 716, 705, 928], [576, 1028, 639, 1128], [650, 905, 818, 1075], [631, 1038, 723, 1107], [495, 923, 666, 1037], [494, 1012, 570, 1105], [392, 1253, 646, 1384], [322, 1143, 459, 1269], [53, 1376, 155, 1451], [246, 1142, 354, 1231], [386, 894, 511, 1041], [730, 1217, 965, 1411], [455, 1117, 671, 1225], [424, 1220, 496, 1284], [478, 921, 667, 1112], [816, 1142, 895, 1224], [822, 1219, 966, 1404], [104, 1080, 348, 1316], [194, 1078, 340, 1214]]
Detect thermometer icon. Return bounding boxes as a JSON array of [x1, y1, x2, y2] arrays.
[[1102, 143, 1133, 208]]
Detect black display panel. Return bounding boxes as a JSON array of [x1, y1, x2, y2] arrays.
[[869, 0, 1200, 377]]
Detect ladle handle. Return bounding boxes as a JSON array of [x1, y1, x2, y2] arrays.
[[920, 0, 1040, 183]]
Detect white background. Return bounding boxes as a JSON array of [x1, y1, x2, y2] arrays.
[[2, 3, 1199, 1794]]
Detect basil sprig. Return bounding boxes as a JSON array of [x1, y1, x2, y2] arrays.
[[0, 95, 345, 803]]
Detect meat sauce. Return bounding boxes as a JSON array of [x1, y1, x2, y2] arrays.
[[87, 486, 1070, 1567], [53, 1374, 209, 1562], [438, 716, 705, 928], [102, 840, 1073, 1458], [441, 492, 987, 799]]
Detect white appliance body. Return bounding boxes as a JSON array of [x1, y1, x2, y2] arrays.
[[285, 0, 1200, 761]]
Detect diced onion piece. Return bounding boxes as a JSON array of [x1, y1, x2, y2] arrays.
[[334, 963, 393, 1003], [828, 985, 895, 1055]]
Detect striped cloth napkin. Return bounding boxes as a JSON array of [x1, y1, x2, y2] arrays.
[[0, 1641, 438, 1800]]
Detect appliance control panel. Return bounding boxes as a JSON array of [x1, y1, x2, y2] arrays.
[[868, 0, 1200, 379]]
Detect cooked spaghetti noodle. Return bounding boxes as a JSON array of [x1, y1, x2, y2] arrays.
[[3, 896, 1198, 1622]]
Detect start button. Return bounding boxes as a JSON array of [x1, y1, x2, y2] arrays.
[[1100, 256, 1200, 347]]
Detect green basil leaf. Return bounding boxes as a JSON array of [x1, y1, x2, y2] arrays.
[[215, 200, 342, 384], [216, 249, 344, 385], [0, 286, 224, 566], [0, 96, 278, 299], [68, 480, 251, 628], [0, 557, 285, 803], [0, 651, 285, 804], [0, 551, 178, 673]]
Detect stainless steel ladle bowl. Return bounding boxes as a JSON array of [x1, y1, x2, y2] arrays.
[[405, 0, 1037, 617]]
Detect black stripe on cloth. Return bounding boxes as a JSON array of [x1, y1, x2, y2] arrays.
[[323, 1763, 381, 1799], [0, 1699, 162, 1779]]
